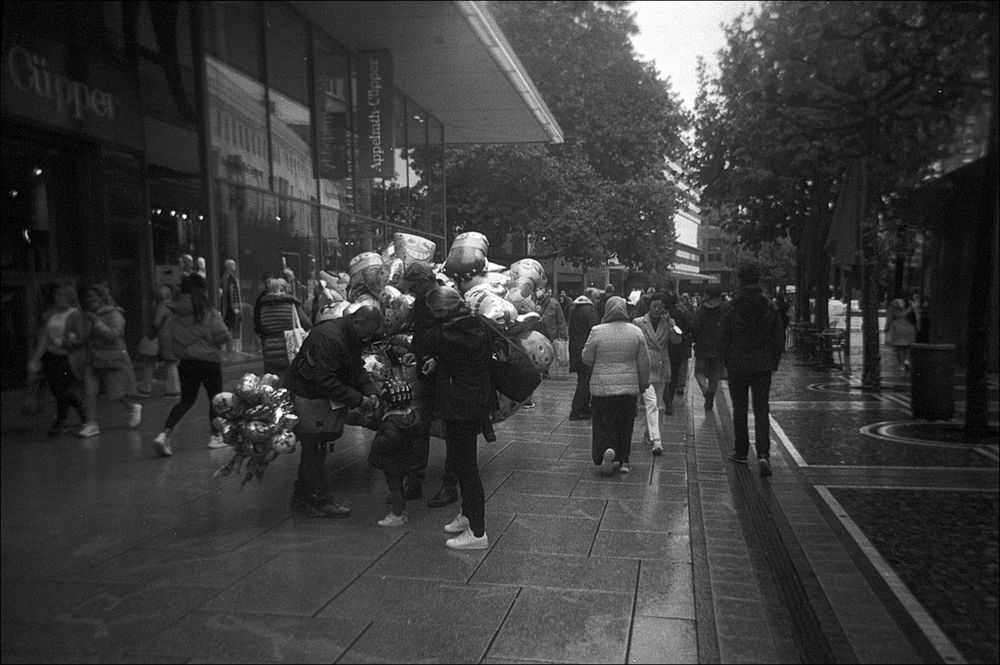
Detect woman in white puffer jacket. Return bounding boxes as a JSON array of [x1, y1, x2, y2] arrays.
[[582, 296, 650, 475]]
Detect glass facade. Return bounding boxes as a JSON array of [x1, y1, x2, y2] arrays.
[[2, 0, 450, 386]]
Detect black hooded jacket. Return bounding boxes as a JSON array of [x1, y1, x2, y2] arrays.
[[718, 287, 784, 374]]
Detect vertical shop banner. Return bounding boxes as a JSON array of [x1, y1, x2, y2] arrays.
[[355, 50, 394, 179]]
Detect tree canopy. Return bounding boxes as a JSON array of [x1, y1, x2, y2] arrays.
[[443, 1, 690, 271]]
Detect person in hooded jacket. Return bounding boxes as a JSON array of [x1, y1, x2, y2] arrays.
[[152, 274, 231, 456], [410, 286, 497, 550], [692, 285, 726, 411], [719, 265, 785, 477], [632, 291, 673, 454], [583, 295, 650, 475], [567, 287, 602, 420]]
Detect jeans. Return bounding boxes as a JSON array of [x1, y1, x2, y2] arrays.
[[591, 394, 637, 464], [640, 382, 665, 442], [446, 420, 486, 537], [163, 359, 223, 433], [571, 366, 593, 416], [728, 370, 773, 458]]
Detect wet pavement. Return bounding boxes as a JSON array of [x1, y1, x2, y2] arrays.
[[1, 336, 997, 663]]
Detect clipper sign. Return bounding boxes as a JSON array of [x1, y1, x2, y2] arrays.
[[2, 30, 142, 149], [355, 50, 394, 179]]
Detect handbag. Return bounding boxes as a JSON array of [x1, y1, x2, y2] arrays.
[[284, 305, 308, 362], [137, 335, 159, 358], [480, 317, 542, 403]]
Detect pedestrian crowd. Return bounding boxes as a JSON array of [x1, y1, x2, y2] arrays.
[[24, 254, 929, 551]]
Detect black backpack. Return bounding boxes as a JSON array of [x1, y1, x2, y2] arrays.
[[478, 316, 542, 403]]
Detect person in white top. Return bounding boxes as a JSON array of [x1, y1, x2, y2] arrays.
[[27, 284, 89, 436]]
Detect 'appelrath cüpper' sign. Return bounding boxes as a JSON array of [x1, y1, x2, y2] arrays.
[[355, 50, 394, 179]]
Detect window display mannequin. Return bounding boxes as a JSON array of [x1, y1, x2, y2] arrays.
[[222, 259, 243, 354]]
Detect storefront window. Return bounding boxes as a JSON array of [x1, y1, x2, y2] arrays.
[[265, 3, 316, 203], [314, 36, 353, 212]]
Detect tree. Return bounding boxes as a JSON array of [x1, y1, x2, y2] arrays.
[[442, 1, 689, 274], [692, 1, 990, 389]]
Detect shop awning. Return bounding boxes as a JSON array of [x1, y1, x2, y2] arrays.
[[669, 268, 719, 284], [291, 1, 563, 145]]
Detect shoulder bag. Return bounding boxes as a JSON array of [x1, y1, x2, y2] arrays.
[[284, 304, 308, 362], [479, 317, 542, 403]]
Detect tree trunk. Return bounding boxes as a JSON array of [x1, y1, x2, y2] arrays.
[[965, 3, 999, 439], [861, 218, 882, 392]]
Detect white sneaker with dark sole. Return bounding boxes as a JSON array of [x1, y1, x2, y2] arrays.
[[153, 431, 173, 457], [599, 448, 617, 475], [377, 511, 408, 527]]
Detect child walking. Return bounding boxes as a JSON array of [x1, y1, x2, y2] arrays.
[[367, 377, 422, 527]]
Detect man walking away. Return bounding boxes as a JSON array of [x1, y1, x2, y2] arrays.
[[719, 265, 785, 477], [692, 285, 726, 411], [568, 288, 601, 420]]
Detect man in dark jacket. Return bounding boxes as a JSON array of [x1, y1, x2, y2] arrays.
[[568, 287, 602, 420], [692, 285, 725, 411], [283, 304, 382, 517], [666, 291, 693, 402], [719, 265, 785, 477]]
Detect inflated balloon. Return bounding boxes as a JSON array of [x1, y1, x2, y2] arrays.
[[363, 353, 390, 382], [379, 257, 405, 290], [243, 404, 272, 422], [394, 232, 436, 268], [255, 384, 276, 404], [279, 413, 299, 430], [234, 373, 261, 401], [509, 258, 546, 290], [443, 231, 489, 281], [267, 387, 292, 408], [519, 330, 555, 373], [245, 420, 276, 444], [211, 391, 244, 418], [383, 292, 415, 334], [269, 429, 298, 454], [348, 251, 384, 300], [486, 261, 508, 273], [458, 272, 490, 294], [259, 373, 281, 389]]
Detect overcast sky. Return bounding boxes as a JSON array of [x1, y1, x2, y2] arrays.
[[629, 1, 759, 112]]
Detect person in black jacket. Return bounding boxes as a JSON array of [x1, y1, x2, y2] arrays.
[[283, 304, 382, 517], [719, 265, 785, 477], [410, 286, 497, 549], [567, 288, 602, 420], [692, 285, 725, 411]]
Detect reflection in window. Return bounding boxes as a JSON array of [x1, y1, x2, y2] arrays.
[[314, 37, 353, 211], [266, 4, 316, 203], [371, 90, 408, 225], [206, 57, 269, 189]]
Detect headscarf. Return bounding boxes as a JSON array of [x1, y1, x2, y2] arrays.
[[601, 295, 629, 323]]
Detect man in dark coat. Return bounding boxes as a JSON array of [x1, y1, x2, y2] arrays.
[[665, 291, 693, 403], [719, 265, 785, 477], [692, 285, 725, 411], [283, 304, 382, 517], [568, 287, 602, 420]]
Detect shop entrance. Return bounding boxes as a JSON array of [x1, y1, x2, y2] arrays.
[[1, 135, 84, 391]]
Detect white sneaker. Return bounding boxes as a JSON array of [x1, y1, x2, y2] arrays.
[[207, 434, 228, 449], [128, 404, 142, 428], [78, 422, 101, 438], [599, 448, 617, 475], [444, 513, 470, 533], [377, 511, 408, 527], [651, 442, 663, 456], [445, 528, 488, 550], [153, 431, 173, 457]]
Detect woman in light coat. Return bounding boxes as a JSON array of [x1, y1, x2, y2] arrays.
[[582, 296, 650, 475], [632, 292, 673, 455]]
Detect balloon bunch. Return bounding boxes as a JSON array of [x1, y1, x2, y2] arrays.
[[313, 230, 556, 426], [211, 372, 300, 486]]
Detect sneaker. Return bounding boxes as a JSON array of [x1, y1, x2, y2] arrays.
[[521, 401, 536, 409], [128, 404, 142, 428], [619, 462, 631, 474], [651, 442, 663, 456], [758, 457, 773, 477], [599, 448, 617, 476], [207, 434, 228, 449], [153, 431, 173, 457], [445, 528, 489, 550], [377, 511, 408, 527], [78, 422, 101, 438], [727, 452, 748, 464], [290, 495, 351, 518], [444, 513, 470, 533]]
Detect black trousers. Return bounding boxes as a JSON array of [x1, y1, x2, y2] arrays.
[[41, 352, 86, 424], [591, 394, 637, 465], [728, 370, 773, 458], [571, 366, 593, 416], [446, 419, 486, 537], [407, 380, 457, 489], [164, 359, 223, 433]]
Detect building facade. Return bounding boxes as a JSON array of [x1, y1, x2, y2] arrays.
[[1, 0, 561, 390]]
